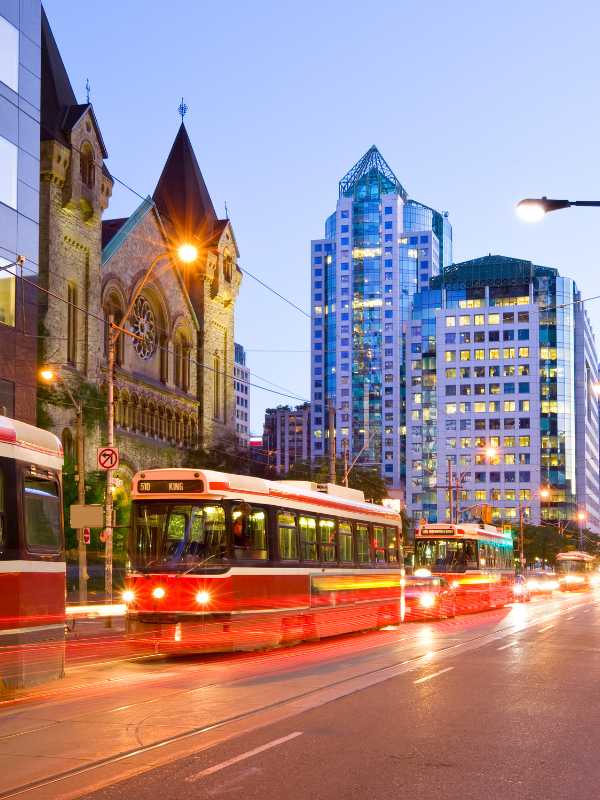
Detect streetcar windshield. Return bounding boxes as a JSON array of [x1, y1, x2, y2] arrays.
[[23, 476, 61, 552], [415, 538, 478, 573], [556, 559, 590, 574], [131, 500, 269, 570]]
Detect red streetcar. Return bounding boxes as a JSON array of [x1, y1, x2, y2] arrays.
[[414, 523, 514, 613], [556, 552, 599, 591], [124, 469, 405, 651], [0, 417, 64, 690]]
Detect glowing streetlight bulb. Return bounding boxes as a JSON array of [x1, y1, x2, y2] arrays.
[[539, 487, 551, 500], [577, 511, 587, 522], [177, 243, 198, 263], [39, 367, 56, 383], [516, 200, 546, 222], [485, 446, 497, 460]]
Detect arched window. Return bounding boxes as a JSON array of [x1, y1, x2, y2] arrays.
[[223, 254, 233, 282], [213, 355, 221, 420], [62, 428, 74, 462], [104, 293, 124, 367], [80, 142, 95, 188], [174, 331, 191, 391]]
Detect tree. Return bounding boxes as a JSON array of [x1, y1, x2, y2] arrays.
[[182, 431, 275, 479], [283, 458, 388, 504]]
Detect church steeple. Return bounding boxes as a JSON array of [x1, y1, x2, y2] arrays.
[[153, 123, 218, 242], [40, 7, 77, 145]]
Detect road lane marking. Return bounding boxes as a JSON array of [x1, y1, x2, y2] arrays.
[[186, 731, 303, 781], [413, 667, 454, 684], [497, 641, 519, 651], [538, 625, 554, 632]]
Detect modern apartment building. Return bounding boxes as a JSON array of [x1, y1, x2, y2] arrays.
[[234, 342, 250, 446], [263, 402, 311, 474], [310, 146, 451, 498], [406, 255, 600, 532], [0, 1, 41, 421]]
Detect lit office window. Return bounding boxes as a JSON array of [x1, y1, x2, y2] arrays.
[[0, 259, 15, 327], [0, 16, 18, 92], [0, 136, 17, 209]]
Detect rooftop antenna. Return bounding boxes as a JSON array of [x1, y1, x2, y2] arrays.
[[224, 201, 229, 219], [178, 97, 188, 122], [85, 78, 91, 104]]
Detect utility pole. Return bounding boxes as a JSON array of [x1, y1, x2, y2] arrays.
[[342, 439, 349, 487], [75, 403, 87, 603], [104, 315, 115, 604], [447, 458, 453, 525], [519, 503, 525, 572], [328, 399, 336, 484]]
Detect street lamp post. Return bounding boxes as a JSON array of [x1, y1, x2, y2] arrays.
[[577, 510, 587, 551], [39, 366, 87, 603], [516, 197, 600, 222], [103, 244, 198, 603]]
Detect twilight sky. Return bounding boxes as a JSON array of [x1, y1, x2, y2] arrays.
[[43, 0, 600, 435]]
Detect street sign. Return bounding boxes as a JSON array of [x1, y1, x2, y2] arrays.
[[97, 446, 119, 470], [70, 503, 104, 528]]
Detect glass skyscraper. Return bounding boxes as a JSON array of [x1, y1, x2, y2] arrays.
[[406, 255, 600, 531], [310, 146, 451, 497]]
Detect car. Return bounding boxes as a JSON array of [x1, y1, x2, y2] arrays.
[[526, 571, 559, 595], [403, 573, 456, 621], [512, 574, 531, 603]]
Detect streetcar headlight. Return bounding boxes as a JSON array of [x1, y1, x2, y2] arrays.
[[547, 581, 559, 591], [526, 579, 538, 590], [414, 568, 432, 578], [152, 586, 166, 599], [513, 584, 523, 596], [196, 590, 211, 605], [419, 592, 436, 609], [591, 575, 600, 588], [564, 575, 584, 584], [122, 589, 135, 604]]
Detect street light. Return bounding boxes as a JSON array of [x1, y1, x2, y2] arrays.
[[39, 365, 88, 603], [516, 196, 600, 222], [103, 243, 198, 603], [577, 510, 587, 551]]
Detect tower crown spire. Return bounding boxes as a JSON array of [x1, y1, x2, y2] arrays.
[[339, 145, 406, 199]]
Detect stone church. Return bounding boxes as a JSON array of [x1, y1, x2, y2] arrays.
[[38, 9, 241, 487]]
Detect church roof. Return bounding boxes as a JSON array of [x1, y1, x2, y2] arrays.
[[339, 145, 407, 200], [41, 8, 108, 157], [152, 123, 218, 242]]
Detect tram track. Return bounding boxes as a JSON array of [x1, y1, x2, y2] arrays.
[[1, 594, 595, 800]]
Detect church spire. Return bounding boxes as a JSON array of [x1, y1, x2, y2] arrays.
[[153, 123, 218, 241]]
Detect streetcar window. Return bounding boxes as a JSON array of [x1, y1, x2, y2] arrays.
[[319, 519, 336, 562], [0, 471, 4, 552], [355, 524, 370, 563], [24, 477, 61, 551], [299, 516, 318, 561], [278, 512, 298, 560], [385, 526, 399, 563], [338, 521, 353, 562], [232, 505, 268, 560], [415, 538, 477, 573], [131, 502, 227, 568], [373, 526, 386, 563]]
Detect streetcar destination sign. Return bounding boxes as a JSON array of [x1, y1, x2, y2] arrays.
[[137, 479, 204, 493]]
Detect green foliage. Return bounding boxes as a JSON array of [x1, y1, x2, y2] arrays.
[[521, 523, 599, 565], [283, 457, 388, 504], [38, 379, 107, 432]]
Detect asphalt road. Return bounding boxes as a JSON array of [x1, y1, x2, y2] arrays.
[[1, 593, 599, 800]]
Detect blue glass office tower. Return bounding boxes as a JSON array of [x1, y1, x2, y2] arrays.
[[406, 256, 600, 532], [310, 146, 451, 498]]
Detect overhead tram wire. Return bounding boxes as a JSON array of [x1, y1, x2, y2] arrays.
[[50, 138, 311, 321], [18, 274, 309, 404]]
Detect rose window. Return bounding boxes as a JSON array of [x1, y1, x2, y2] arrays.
[[132, 297, 157, 360]]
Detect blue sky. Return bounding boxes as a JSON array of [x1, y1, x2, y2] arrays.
[[43, 0, 600, 434]]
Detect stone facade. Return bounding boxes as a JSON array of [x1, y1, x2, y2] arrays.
[[38, 14, 242, 482]]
